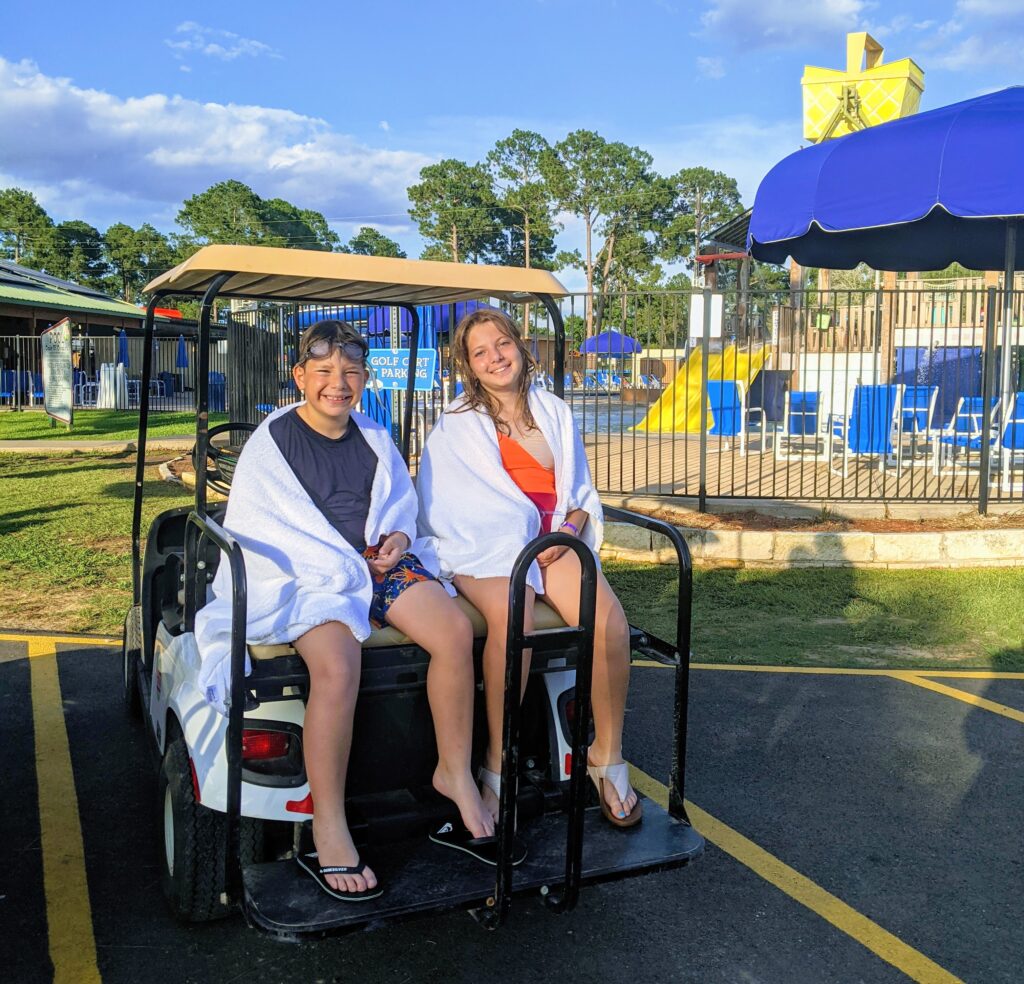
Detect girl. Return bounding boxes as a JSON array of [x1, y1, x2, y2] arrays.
[[417, 309, 641, 829], [195, 320, 493, 903]]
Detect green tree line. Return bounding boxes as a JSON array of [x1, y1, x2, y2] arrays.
[[0, 180, 407, 304], [1, 127, 747, 334]]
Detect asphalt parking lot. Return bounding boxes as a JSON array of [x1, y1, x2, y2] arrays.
[[2, 632, 1021, 984]]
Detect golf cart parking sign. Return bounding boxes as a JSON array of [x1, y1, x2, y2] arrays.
[[367, 347, 437, 391]]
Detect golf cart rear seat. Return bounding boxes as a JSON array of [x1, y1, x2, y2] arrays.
[[247, 595, 569, 658]]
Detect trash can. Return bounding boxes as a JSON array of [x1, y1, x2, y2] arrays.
[[208, 371, 226, 412]]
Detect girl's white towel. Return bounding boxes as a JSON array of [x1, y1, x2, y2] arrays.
[[417, 387, 603, 594], [194, 404, 436, 715]]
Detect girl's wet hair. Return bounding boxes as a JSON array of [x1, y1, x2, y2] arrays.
[[450, 308, 538, 434], [296, 319, 369, 366]]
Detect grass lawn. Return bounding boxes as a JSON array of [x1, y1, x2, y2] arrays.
[[0, 409, 227, 442], [1, 450, 1021, 669]]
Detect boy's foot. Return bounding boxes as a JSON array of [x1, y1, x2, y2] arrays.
[[433, 765, 495, 839], [311, 818, 377, 895]]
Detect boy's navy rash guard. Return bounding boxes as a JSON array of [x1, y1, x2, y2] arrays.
[[269, 408, 378, 553]]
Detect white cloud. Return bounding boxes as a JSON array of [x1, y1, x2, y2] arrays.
[[696, 56, 726, 80], [648, 116, 803, 204], [701, 0, 867, 49], [0, 58, 431, 232], [165, 21, 282, 62], [956, 0, 1022, 15], [379, 120, 390, 132], [930, 33, 1022, 70]]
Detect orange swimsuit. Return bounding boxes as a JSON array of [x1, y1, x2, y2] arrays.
[[497, 432, 557, 533]]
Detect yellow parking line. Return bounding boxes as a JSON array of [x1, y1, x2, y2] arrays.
[[1, 632, 118, 648], [629, 767, 963, 984], [634, 660, 1024, 680], [891, 674, 1024, 725], [28, 639, 102, 984]]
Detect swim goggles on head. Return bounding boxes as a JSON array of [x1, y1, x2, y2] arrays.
[[299, 338, 368, 364]]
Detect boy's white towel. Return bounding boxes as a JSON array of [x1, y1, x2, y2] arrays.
[[417, 387, 603, 594], [194, 404, 436, 715]]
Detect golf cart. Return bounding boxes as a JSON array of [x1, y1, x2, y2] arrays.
[[123, 245, 703, 938]]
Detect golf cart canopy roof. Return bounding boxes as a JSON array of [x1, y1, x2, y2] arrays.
[[144, 244, 568, 305]]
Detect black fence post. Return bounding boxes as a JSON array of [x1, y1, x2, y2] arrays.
[[979, 287, 998, 515]]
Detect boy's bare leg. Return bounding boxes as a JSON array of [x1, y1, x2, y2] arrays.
[[541, 553, 638, 820], [385, 581, 493, 839], [452, 575, 535, 820], [292, 621, 375, 894]]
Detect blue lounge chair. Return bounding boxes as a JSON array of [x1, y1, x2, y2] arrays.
[[775, 390, 821, 461], [900, 384, 939, 435], [998, 392, 1024, 492], [0, 369, 15, 405], [829, 384, 905, 476], [707, 379, 768, 456], [931, 396, 1000, 476], [27, 372, 44, 405]]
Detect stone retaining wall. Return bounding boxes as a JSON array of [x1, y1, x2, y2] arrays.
[[601, 522, 1024, 569]]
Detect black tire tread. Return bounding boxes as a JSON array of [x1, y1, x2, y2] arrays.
[[160, 736, 263, 922], [122, 621, 142, 719]]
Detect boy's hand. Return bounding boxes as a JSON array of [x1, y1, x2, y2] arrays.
[[368, 532, 410, 574]]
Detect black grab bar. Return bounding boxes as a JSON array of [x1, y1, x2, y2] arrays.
[[480, 532, 597, 929]]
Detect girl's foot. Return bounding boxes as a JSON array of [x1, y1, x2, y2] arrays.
[[433, 764, 495, 839], [478, 763, 501, 821], [586, 751, 640, 825], [311, 817, 377, 894]]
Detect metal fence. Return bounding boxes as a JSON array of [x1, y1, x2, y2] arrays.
[[544, 286, 1023, 510], [5, 284, 1022, 510], [0, 334, 229, 413]]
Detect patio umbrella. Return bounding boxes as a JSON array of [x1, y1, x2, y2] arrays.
[[117, 328, 129, 367], [175, 334, 189, 369], [748, 85, 1024, 421], [579, 327, 642, 357]]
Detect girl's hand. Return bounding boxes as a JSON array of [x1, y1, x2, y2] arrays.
[[536, 544, 569, 568], [368, 532, 410, 574]]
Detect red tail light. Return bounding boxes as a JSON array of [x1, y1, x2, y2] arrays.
[[242, 729, 290, 760]]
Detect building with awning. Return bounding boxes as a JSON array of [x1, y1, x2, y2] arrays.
[[0, 260, 156, 336]]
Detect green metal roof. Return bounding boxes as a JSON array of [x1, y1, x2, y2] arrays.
[[0, 282, 145, 321]]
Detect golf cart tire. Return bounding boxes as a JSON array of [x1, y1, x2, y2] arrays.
[[121, 615, 141, 719], [159, 736, 263, 922]]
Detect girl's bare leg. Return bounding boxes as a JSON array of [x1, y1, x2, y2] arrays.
[[541, 552, 638, 820], [293, 621, 376, 894], [452, 574, 535, 819], [385, 580, 493, 838]]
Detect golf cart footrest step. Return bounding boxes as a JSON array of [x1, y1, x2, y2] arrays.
[[241, 797, 703, 938]]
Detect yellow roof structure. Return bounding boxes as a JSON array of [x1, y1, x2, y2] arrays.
[[802, 32, 924, 143], [144, 244, 568, 304]]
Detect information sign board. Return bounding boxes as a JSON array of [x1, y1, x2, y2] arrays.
[[41, 317, 74, 425]]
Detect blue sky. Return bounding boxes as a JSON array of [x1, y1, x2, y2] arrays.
[[2, 0, 1022, 284]]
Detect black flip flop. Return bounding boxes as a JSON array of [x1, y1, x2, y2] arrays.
[[429, 821, 528, 866], [296, 851, 384, 902]]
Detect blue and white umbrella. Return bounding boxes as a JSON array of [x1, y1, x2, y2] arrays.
[[175, 334, 189, 369], [117, 329, 129, 367]]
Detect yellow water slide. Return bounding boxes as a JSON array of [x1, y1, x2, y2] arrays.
[[634, 345, 770, 433]]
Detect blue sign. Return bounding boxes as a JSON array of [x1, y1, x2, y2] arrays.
[[367, 347, 437, 391]]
